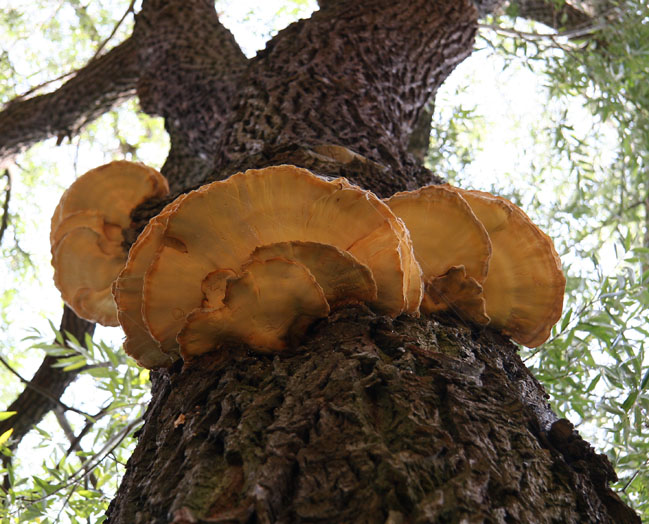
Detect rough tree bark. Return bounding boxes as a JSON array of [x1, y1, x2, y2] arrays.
[[0, 0, 640, 522]]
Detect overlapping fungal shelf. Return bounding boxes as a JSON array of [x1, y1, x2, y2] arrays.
[[50, 161, 169, 326], [50, 161, 566, 369], [112, 165, 422, 366], [386, 185, 566, 349]]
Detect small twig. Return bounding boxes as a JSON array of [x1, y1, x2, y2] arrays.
[[8, 0, 136, 104], [0, 353, 37, 387], [478, 22, 606, 41], [54, 485, 76, 523], [8, 71, 77, 104], [88, 0, 136, 63], [0, 170, 11, 245], [54, 407, 76, 444], [68, 416, 143, 483], [620, 462, 646, 492], [0, 354, 93, 418], [65, 403, 113, 457], [21, 415, 144, 507], [55, 406, 98, 488]]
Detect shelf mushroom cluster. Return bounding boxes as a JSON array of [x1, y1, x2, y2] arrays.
[[112, 165, 422, 367], [386, 185, 566, 348], [50, 161, 565, 369], [50, 161, 169, 326]]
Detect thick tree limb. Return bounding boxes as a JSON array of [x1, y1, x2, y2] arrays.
[[0, 37, 138, 159], [134, 0, 248, 190], [214, 0, 478, 195], [407, 99, 436, 163], [0, 0, 249, 471]]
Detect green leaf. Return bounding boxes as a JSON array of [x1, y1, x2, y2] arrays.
[[83, 366, 112, 378], [0, 411, 16, 422], [0, 428, 13, 447], [585, 374, 601, 393], [561, 308, 573, 331], [33, 476, 60, 495], [622, 391, 638, 411], [640, 367, 649, 391]]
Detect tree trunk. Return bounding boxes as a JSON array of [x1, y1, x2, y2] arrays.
[[1, 0, 638, 521], [107, 308, 639, 523], [105, 1, 641, 522]]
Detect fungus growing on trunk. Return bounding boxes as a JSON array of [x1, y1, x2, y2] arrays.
[[108, 162, 562, 365], [385, 184, 564, 347], [111, 197, 186, 368], [452, 188, 566, 347], [50, 161, 169, 325], [386, 185, 491, 325], [177, 258, 331, 357], [52, 227, 125, 326], [141, 165, 421, 356], [250, 241, 378, 308]]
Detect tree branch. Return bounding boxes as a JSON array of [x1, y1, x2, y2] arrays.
[[214, 0, 478, 195], [0, 170, 10, 245], [134, 0, 248, 190], [89, 0, 136, 63], [54, 407, 99, 488], [0, 307, 95, 463], [0, 353, 92, 418], [0, 37, 139, 159], [479, 21, 606, 40], [510, 0, 596, 31]]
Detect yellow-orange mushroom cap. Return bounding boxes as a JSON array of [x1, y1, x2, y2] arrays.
[[250, 241, 378, 308], [51, 161, 169, 233], [143, 165, 418, 355], [386, 185, 491, 322], [50, 161, 169, 326], [177, 258, 330, 357], [424, 265, 489, 325], [112, 196, 187, 368], [53, 227, 125, 326], [454, 188, 566, 347]]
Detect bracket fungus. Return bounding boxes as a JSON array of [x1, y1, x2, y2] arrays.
[[250, 241, 378, 308], [452, 188, 566, 348], [177, 258, 331, 357], [50, 161, 169, 326], [387, 183, 565, 347], [386, 185, 492, 325], [104, 161, 563, 367], [141, 165, 423, 355], [111, 197, 186, 368], [113, 165, 422, 367]]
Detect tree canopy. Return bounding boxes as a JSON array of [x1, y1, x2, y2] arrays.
[[0, 0, 648, 521]]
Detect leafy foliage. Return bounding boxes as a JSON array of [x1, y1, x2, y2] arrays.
[[1, 325, 149, 523]]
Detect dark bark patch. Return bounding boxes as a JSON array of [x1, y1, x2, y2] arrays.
[[107, 306, 639, 523]]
